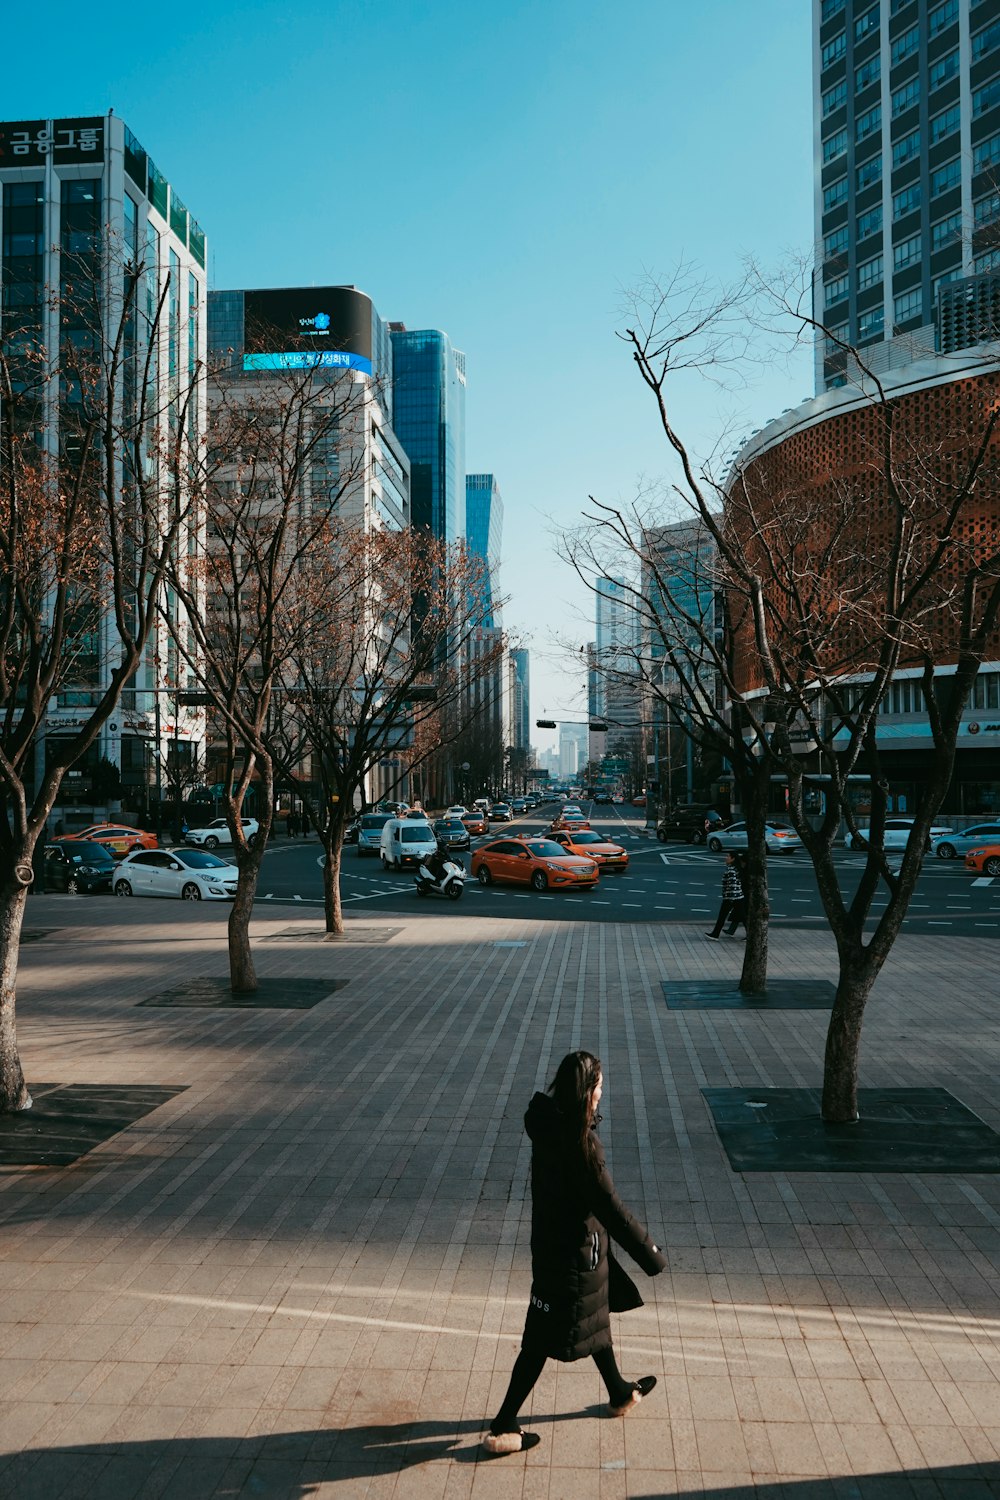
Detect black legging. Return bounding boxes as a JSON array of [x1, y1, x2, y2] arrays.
[[490, 1345, 632, 1433]]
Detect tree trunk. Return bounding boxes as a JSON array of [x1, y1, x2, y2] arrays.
[[228, 866, 259, 993], [738, 772, 771, 995], [821, 952, 876, 1122], [0, 884, 33, 1113], [323, 834, 344, 935]]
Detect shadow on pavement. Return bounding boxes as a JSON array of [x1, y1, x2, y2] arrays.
[[2, 1427, 998, 1497]]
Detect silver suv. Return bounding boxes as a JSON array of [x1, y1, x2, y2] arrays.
[[356, 811, 393, 857]]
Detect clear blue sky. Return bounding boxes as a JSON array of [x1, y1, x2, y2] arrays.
[[6, 0, 814, 755]]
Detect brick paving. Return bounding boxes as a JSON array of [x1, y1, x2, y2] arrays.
[[0, 897, 998, 1497]]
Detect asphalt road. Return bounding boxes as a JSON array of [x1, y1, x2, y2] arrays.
[[252, 802, 1000, 937]]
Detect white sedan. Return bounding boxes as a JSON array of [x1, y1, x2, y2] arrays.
[[707, 820, 802, 855], [185, 817, 259, 850], [445, 805, 467, 818], [846, 817, 951, 852], [113, 848, 239, 901]]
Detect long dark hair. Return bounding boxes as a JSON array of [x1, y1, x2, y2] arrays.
[[548, 1050, 602, 1172]]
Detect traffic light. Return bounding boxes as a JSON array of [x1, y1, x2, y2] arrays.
[[588, 720, 608, 732], [536, 719, 557, 729]]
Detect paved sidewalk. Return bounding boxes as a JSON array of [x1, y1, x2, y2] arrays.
[[1, 898, 998, 1497]]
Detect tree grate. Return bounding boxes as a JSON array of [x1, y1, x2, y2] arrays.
[[663, 979, 835, 1009], [137, 978, 347, 1008], [0, 1083, 187, 1167]]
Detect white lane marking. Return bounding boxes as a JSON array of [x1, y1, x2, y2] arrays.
[[293, 894, 302, 902], [659, 854, 672, 866], [972, 877, 994, 886]]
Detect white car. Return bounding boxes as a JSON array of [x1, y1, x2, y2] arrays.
[[185, 817, 259, 851], [445, 805, 467, 818], [113, 848, 239, 901], [846, 818, 951, 852], [707, 820, 802, 855]]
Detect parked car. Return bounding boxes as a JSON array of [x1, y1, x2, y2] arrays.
[[708, 820, 802, 855], [933, 822, 1000, 860], [113, 848, 239, 901], [964, 843, 1000, 877], [66, 823, 158, 855], [41, 840, 116, 894], [548, 829, 629, 870], [356, 811, 394, 857], [490, 803, 513, 822], [472, 837, 599, 891], [380, 817, 438, 870], [461, 811, 490, 836], [656, 804, 722, 844], [433, 816, 471, 851], [185, 817, 259, 851], [845, 818, 951, 852]]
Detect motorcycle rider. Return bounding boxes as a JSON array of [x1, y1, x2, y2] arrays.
[[422, 838, 453, 888]]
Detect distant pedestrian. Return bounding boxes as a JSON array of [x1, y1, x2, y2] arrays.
[[287, 809, 299, 838], [706, 851, 745, 940], [301, 810, 309, 838], [482, 1050, 666, 1456]]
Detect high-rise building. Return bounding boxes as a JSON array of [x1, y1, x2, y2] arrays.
[[815, 0, 1000, 390], [559, 723, 589, 780], [595, 576, 642, 732], [389, 326, 466, 543], [0, 112, 207, 807], [509, 649, 530, 750], [465, 473, 503, 627]]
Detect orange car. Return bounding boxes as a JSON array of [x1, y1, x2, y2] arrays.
[[550, 813, 591, 833], [964, 843, 1000, 877], [62, 823, 158, 856], [472, 836, 598, 892], [462, 811, 490, 836], [549, 828, 629, 870]]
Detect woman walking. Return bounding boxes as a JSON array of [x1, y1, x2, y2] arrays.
[[706, 851, 746, 940], [483, 1050, 667, 1456]]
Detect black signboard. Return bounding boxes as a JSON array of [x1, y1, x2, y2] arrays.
[[243, 287, 373, 361], [0, 116, 105, 166]]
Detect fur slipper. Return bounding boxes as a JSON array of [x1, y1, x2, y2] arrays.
[[481, 1429, 541, 1455], [609, 1375, 657, 1416]]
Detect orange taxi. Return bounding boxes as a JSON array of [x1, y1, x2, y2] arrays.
[[472, 836, 599, 892], [964, 843, 1000, 877], [549, 828, 629, 870], [550, 812, 591, 833], [462, 811, 490, 836], [61, 823, 158, 856]]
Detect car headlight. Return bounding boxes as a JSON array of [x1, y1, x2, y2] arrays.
[[208, 884, 226, 894], [969, 848, 988, 858]]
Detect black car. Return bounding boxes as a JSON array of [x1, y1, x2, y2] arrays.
[[593, 790, 614, 805], [433, 817, 472, 851], [41, 840, 116, 893], [656, 804, 723, 844]]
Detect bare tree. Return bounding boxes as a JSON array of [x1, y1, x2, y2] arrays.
[[0, 243, 195, 1112], [269, 531, 504, 933]]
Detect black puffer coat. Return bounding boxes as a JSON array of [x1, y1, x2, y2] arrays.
[[519, 1091, 667, 1361]]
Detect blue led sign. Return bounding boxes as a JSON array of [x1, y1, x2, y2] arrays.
[[243, 351, 373, 374]]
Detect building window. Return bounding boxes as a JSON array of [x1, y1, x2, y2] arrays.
[[974, 248, 1000, 272], [858, 255, 884, 290], [858, 306, 885, 340], [975, 190, 1000, 226], [825, 225, 850, 258], [972, 672, 1000, 710], [892, 79, 920, 115], [824, 128, 848, 163], [931, 158, 961, 196], [825, 323, 850, 354], [856, 105, 881, 142], [856, 4, 879, 41], [856, 155, 883, 190], [858, 206, 883, 239], [929, 0, 958, 35], [893, 288, 923, 323], [933, 268, 960, 298], [825, 274, 850, 307], [823, 79, 848, 115], [972, 18, 1000, 61], [931, 211, 962, 250], [893, 183, 922, 218], [974, 76, 1000, 117], [891, 25, 919, 64], [823, 32, 847, 68], [892, 129, 921, 166], [856, 55, 881, 91], [893, 233, 922, 270], [824, 177, 850, 211], [822, 0, 845, 18], [930, 104, 960, 144], [973, 132, 1000, 171], [929, 51, 959, 90]]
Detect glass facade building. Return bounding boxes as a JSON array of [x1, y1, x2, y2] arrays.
[[465, 473, 503, 627], [510, 648, 530, 751], [389, 327, 466, 543], [815, 0, 1000, 389]]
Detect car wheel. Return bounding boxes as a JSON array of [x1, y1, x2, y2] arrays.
[[248, 832, 258, 848], [477, 864, 492, 885], [708, 836, 722, 853], [204, 835, 220, 850], [530, 870, 548, 892], [129, 843, 143, 854], [114, 880, 132, 897], [985, 856, 1000, 877], [936, 842, 956, 860], [656, 829, 667, 843], [446, 883, 463, 901], [181, 883, 202, 901], [691, 829, 705, 844], [66, 876, 79, 895]]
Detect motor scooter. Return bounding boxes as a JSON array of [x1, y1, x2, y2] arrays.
[[415, 856, 466, 901]]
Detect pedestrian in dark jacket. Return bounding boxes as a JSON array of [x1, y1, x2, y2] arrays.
[[706, 851, 745, 939], [482, 1050, 667, 1456]]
